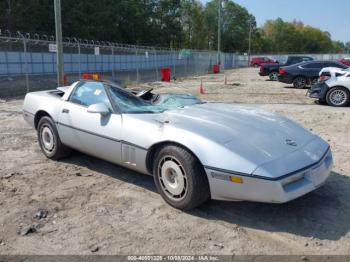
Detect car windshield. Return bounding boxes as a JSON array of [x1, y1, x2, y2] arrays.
[[107, 84, 203, 114]]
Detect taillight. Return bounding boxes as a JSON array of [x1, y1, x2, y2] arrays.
[[279, 69, 286, 75], [319, 75, 330, 82]]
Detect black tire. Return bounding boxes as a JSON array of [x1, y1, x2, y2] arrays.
[[37, 116, 71, 160], [269, 71, 278, 81], [293, 76, 307, 89], [153, 145, 210, 210], [326, 86, 350, 107], [316, 99, 327, 105]]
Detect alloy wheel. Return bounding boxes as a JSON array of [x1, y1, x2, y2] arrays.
[[158, 155, 187, 201]]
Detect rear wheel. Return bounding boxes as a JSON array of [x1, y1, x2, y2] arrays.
[[293, 77, 307, 89], [326, 87, 350, 107], [269, 71, 279, 81], [37, 116, 71, 160], [153, 145, 210, 210]]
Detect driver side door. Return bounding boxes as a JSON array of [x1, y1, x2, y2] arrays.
[[57, 81, 123, 164]]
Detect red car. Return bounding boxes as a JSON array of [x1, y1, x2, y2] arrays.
[[250, 57, 278, 67], [338, 58, 350, 66]]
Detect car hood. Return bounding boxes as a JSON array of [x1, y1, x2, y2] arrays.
[[163, 103, 318, 170]]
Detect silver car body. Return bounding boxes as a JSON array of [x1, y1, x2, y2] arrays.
[[23, 81, 333, 203]]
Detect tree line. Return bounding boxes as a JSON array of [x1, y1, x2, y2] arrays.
[[1, 0, 349, 53]]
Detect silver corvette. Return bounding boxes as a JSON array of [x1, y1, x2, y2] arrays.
[[23, 80, 333, 210]]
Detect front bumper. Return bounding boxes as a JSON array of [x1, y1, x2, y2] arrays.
[[206, 149, 333, 203], [307, 82, 329, 101]]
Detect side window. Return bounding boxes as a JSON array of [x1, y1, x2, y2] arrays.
[[291, 58, 300, 64], [303, 62, 323, 69], [328, 62, 348, 69], [70, 82, 112, 109]]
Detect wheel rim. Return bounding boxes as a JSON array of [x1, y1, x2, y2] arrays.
[[158, 156, 187, 201], [329, 89, 347, 106], [41, 126, 55, 152], [295, 78, 306, 88], [271, 72, 278, 80]]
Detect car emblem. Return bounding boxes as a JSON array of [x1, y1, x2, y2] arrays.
[[285, 139, 297, 147]]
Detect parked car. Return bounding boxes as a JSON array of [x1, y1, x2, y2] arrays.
[[318, 66, 348, 82], [278, 61, 348, 89], [338, 57, 350, 66], [308, 67, 350, 106], [250, 56, 277, 67], [23, 80, 333, 210], [259, 56, 314, 81]]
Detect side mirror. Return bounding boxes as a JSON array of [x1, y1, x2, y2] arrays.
[[87, 103, 110, 116]]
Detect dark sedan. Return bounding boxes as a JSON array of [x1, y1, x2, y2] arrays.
[[278, 61, 348, 89], [259, 56, 313, 80]]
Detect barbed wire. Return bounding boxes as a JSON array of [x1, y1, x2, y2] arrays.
[[0, 28, 217, 54]]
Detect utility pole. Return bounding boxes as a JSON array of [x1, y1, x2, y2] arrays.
[[6, 0, 12, 32], [54, 0, 64, 86], [217, 0, 222, 65], [248, 19, 252, 66]]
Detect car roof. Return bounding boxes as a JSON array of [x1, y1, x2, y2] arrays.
[[289, 55, 313, 58]]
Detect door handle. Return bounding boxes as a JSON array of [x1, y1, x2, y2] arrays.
[[62, 108, 70, 114]]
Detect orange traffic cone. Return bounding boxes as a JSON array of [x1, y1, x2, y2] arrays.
[[198, 80, 205, 94]]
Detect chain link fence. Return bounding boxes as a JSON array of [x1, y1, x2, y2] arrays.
[[1, 30, 349, 98], [0, 30, 244, 98]]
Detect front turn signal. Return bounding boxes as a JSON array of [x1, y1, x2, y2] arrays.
[[230, 176, 243, 184]]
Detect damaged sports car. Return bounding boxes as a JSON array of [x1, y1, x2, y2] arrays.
[[23, 80, 333, 210]]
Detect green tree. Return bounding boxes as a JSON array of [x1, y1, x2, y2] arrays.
[[202, 0, 255, 52], [344, 42, 350, 54], [180, 0, 206, 49]]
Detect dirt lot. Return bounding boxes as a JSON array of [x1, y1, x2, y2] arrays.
[[0, 68, 349, 255]]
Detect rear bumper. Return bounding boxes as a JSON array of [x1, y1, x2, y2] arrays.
[[278, 75, 294, 84], [206, 149, 333, 203], [308, 82, 329, 101]]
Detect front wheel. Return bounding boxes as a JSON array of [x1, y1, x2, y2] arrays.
[[153, 145, 210, 210], [326, 87, 350, 107], [37, 116, 71, 160], [293, 77, 307, 89]]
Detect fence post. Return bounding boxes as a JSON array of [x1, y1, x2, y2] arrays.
[[111, 45, 115, 81], [72, 38, 81, 79], [18, 32, 29, 93], [134, 47, 139, 83], [172, 48, 176, 79], [153, 48, 158, 81], [77, 41, 81, 78]]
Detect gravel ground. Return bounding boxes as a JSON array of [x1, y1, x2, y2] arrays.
[[0, 68, 349, 255]]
